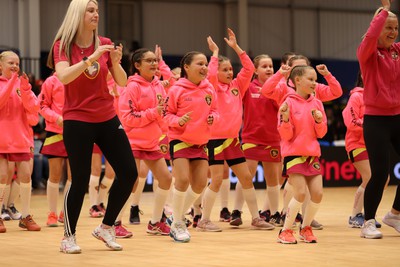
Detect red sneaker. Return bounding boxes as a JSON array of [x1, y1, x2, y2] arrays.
[[299, 226, 317, 243], [19, 215, 41, 231], [58, 210, 64, 223], [0, 218, 6, 233], [114, 221, 133, 238], [277, 229, 297, 244], [146, 221, 170, 235], [47, 211, 58, 227]]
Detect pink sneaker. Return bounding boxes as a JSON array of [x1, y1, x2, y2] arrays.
[[146, 220, 170, 235], [114, 221, 133, 238], [97, 203, 106, 214], [58, 210, 64, 223], [89, 205, 104, 218]]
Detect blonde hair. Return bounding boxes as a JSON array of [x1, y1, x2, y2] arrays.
[[47, 0, 99, 69], [0, 51, 19, 62], [362, 7, 398, 39]]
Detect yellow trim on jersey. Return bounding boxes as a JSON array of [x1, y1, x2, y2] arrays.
[[173, 142, 192, 153], [353, 148, 366, 158], [242, 143, 257, 151], [287, 156, 315, 169], [214, 138, 234, 155], [43, 134, 63, 146]]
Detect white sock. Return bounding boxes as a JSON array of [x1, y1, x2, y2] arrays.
[[201, 187, 218, 221], [220, 179, 230, 209], [282, 182, 293, 214], [302, 200, 320, 228], [20, 181, 32, 218], [266, 185, 280, 214], [8, 180, 20, 207], [242, 187, 259, 219], [88, 175, 100, 206], [47, 180, 59, 213], [283, 198, 302, 230], [301, 189, 311, 215], [131, 177, 146, 206], [116, 193, 133, 222], [0, 183, 6, 208], [172, 188, 186, 223], [352, 186, 365, 217], [2, 184, 10, 209], [182, 186, 200, 217], [151, 187, 169, 224], [233, 182, 244, 211], [97, 176, 113, 205]]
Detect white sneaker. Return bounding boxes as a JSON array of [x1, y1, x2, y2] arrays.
[[7, 205, 22, 220], [0, 209, 11, 221], [170, 221, 190, 242], [92, 225, 123, 251], [60, 235, 81, 254], [382, 212, 400, 233], [360, 219, 382, 239]]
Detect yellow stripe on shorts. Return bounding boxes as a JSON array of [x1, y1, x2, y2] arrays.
[[159, 134, 167, 141], [214, 138, 234, 155], [242, 143, 257, 151], [173, 142, 193, 153], [352, 148, 366, 158], [43, 134, 63, 146], [287, 156, 315, 169]]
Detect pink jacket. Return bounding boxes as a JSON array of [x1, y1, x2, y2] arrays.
[[357, 10, 400, 116], [241, 79, 280, 146], [165, 78, 218, 145], [39, 73, 64, 134], [119, 74, 166, 151], [278, 93, 327, 157], [342, 87, 365, 152], [261, 71, 342, 105], [0, 73, 39, 153], [207, 52, 255, 139]]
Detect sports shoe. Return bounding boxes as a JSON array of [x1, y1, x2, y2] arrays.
[[295, 213, 303, 223], [166, 215, 192, 228], [230, 210, 243, 226], [0, 218, 6, 233], [197, 219, 222, 232], [60, 235, 81, 254], [360, 219, 382, 239], [129, 205, 142, 224], [186, 207, 194, 217], [114, 221, 133, 238], [98, 203, 106, 214], [1, 207, 11, 221], [58, 210, 64, 223], [92, 225, 123, 250], [251, 217, 275, 230], [19, 215, 41, 231], [192, 214, 201, 228], [349, 213, 364, 228], [7, 205, 22, 220], [269, 212, 283, 227], [299, 225, 317, 243], [311, 219, 323, 230], [170, 221, 190, 242], [47, 211, 58, 227], [147, 220, 170, 235], [89, 205, 104, 218], [259, 210, 271, 222], [219, 207, 231, 222], [375, 220, 382, 228], [277, 229, 297, 244], [382, 212, 400, 233]]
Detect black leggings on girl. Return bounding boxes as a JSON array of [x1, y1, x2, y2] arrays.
[[363, 115, 400, 221], [63, 116, 137, 237]]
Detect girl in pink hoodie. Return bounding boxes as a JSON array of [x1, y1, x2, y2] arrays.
[[119, 48, 172, 236], [0, 51, 41, 233], [277, 65, 327, 244]]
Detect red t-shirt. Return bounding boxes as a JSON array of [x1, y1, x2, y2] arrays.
[[53, 36, 116, 122]]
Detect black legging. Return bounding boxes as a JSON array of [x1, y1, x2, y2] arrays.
[[63, 116, 137, 237], [364, 114, 400, 221]]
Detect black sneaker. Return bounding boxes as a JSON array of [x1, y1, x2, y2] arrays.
[[129, 205, 142, 225], [230, 210, 243, 226], [295, 213, 303, 223], [219, 207, 231, 222], [193, 214, 201, 228], [259, 210, 271, 222], [269, 212, 283, 226]]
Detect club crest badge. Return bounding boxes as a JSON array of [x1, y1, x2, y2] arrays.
[[83, 61, 100, 79], [231, 88, 239, 96], [205, 95, 212, 105]]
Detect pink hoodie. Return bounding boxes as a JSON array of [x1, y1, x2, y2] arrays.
[[207, 52, 255, 138], [357, 10, 400, 116], [241, 79, 280, 146], [342, 87, 365, 152], [261, 71, 342, 105], [165, 78, 218, 145], [0, 73, 39, 153], [119, 74, 166, 151], [39, 73, 64, 134], [278, 93, 327, 157]]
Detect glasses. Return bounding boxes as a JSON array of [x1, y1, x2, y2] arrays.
[[141, 58, 158, 64]]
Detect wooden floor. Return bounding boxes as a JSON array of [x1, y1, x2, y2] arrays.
[[1, 186, 399, 267]]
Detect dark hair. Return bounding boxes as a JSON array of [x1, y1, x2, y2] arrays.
[[180, 51, 204, 78], [130, 48, 151, 75], [287, 65, 314, 89], [218, 55, 230, 65], [356, 70, 364, 88], [281, 52, 296, 65], [287, 55, 310, 67]]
